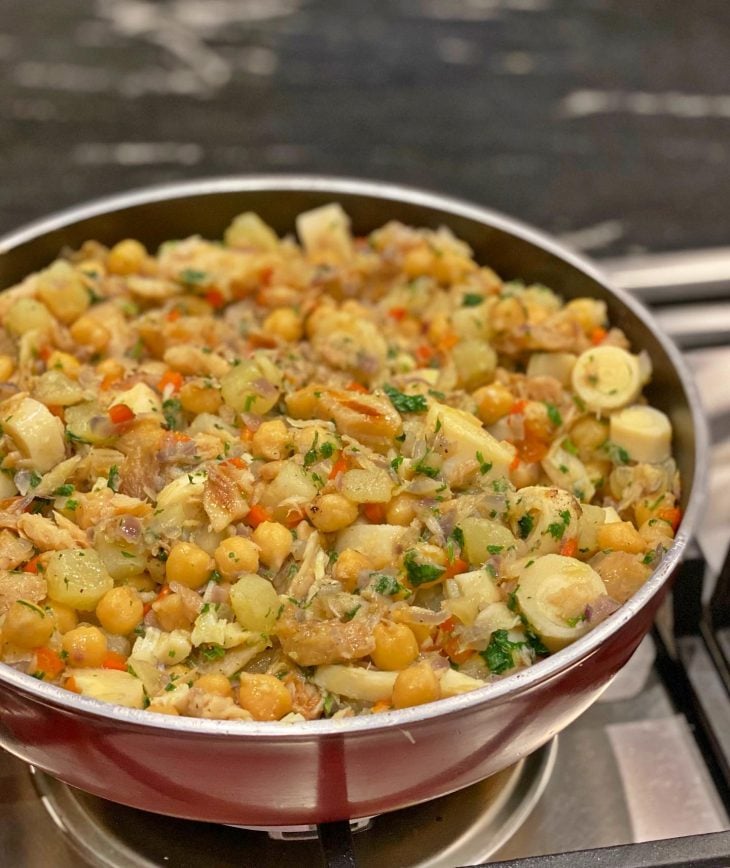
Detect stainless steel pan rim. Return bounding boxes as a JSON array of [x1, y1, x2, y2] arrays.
[[0, 174, 709, 738]]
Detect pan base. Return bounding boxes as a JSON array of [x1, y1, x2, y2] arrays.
[[30, 738, 556, 867]]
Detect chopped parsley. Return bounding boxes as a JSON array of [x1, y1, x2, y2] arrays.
[[390, 455, 404, 471], [517, 514, 534, 539], [383, 384, 428, 414], [476, 451, 492, 475], [343, 604, 361, 622], [29, 471, 42, 488], [562, 438, 578, 456], [372, 574, 406, 596], [107, 465, 120, 492], [162, 398, 183, 430], [481, 630, 524, 674], [462, 293, 484, 307], [53, 483, 75, 497], [414, 458, 439, 479], [642, 551, 657, 565], [178, 268, 209, 285], [545, 403, 562, 427], [486, 544, 503, 555], [451, 526, 465, 549], [200, 644, 226, 661], [403, 550, 445, 587]]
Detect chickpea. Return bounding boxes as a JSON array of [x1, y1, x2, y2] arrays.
[[596, 521, 646, 554], [238, 673, 293, 721], [70, 315, 111, 352], [251, 419, 292, 461], [427, 313, 452, 345], [491, 297, 526, 334], [152, 592, 193, 632], [392, 661, 441, 709], [333, 548, 371, 592], [402, 246, 433, 279], [263, 307, 303, 343], [570, 417, 609, 460], [0, 354, 16, 381], [371, 622, 419, 671], [307, 493, 358, 533], [62, 626, 108, 668], [214, 537, 260, 579], [96, 586, 144, 635], [107, 239, 147, 275], [390, 609, 432, 646], [166, 541, 214, 589], [473, 383, 513, 425], [47, 600, 79, 634], [179, 379, 222, 415], [47, 350, 81, 378], [2, 600, 54, 649], [565, 298, 606, 333], [252, 521, 293, 570], [147, 702, 180, 716], [385, 493, 418, 527], [96, 357, 125, 382], [510, 460, 540, 489], [195, 673, 233, 697], [123, 573, 157, 593]]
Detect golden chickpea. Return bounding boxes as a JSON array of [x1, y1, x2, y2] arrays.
[[333, 548, 372, 592], [96, 586, 144, 635], [0, 354, 15, 381], [147, 702, 180, 716], [46, 600, 79, 634], [570, 416, 609, 460], [96, 357, 125, 381], [596, 521, 646, 554], [390, 609, 432, 646], [565, 298, 606, 333], [473, 383, 514, 425], [427, 313, 452, 345], [179, 379, 222, 415], [403, 246, 433, 279], [491, 297, 526, 333], [307, 493, 358, 533], [371, 622, 419, 671], [238, 673, 293, 721], [152, 593, 193, 632], [392, 661, 441, 709], [263, 307, 303, 343], [107, 239, 147, 275], [252, 521, 293, 570], [47, 350, 81, 378], [2, 600, 54, 649], [62, 625, 108, 668], [385, 493, 419, 527], [70, 315, 111, 352], [251, 419, 292, 461], [214, 537, 260, 578], [195, 673, 233, 697], [166, 541, 214, 589]]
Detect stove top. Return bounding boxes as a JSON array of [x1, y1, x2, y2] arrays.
[[1, 250, 730, 867]]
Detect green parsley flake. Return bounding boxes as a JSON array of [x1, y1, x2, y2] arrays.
[[383, 385, 428, 414], [403, 551, 445, 587]]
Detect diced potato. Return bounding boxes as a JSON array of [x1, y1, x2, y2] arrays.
[[341, 468, 393, 504], [35, 260, 90, 323], [4, 297, 54, 335], [296, 203, 352, 260], [260, 462, 318, 522], [229, 574, 280, 633], [459, 517, 517, 565], [335, 523, 411, 569], [32, 370, 86, 407], [45, 548, 114, 611], [221, 354, 282, 415], [112, 382, 163, 418], [71, 669, 145, 708], [451, 339, 497, 390], [526, 352, 576, 386], [224, 212, 279, 251], [426, 402, 514, 487]]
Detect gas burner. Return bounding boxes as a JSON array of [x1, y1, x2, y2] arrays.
[[30, 740, 556, 868]]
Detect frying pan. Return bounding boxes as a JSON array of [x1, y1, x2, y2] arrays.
[[0, 177, 707, 826]]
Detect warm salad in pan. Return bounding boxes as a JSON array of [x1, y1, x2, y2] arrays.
[[0, 204, 681, 722]]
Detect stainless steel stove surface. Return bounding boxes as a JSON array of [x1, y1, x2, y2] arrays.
[[2, 250, 730, 868]]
